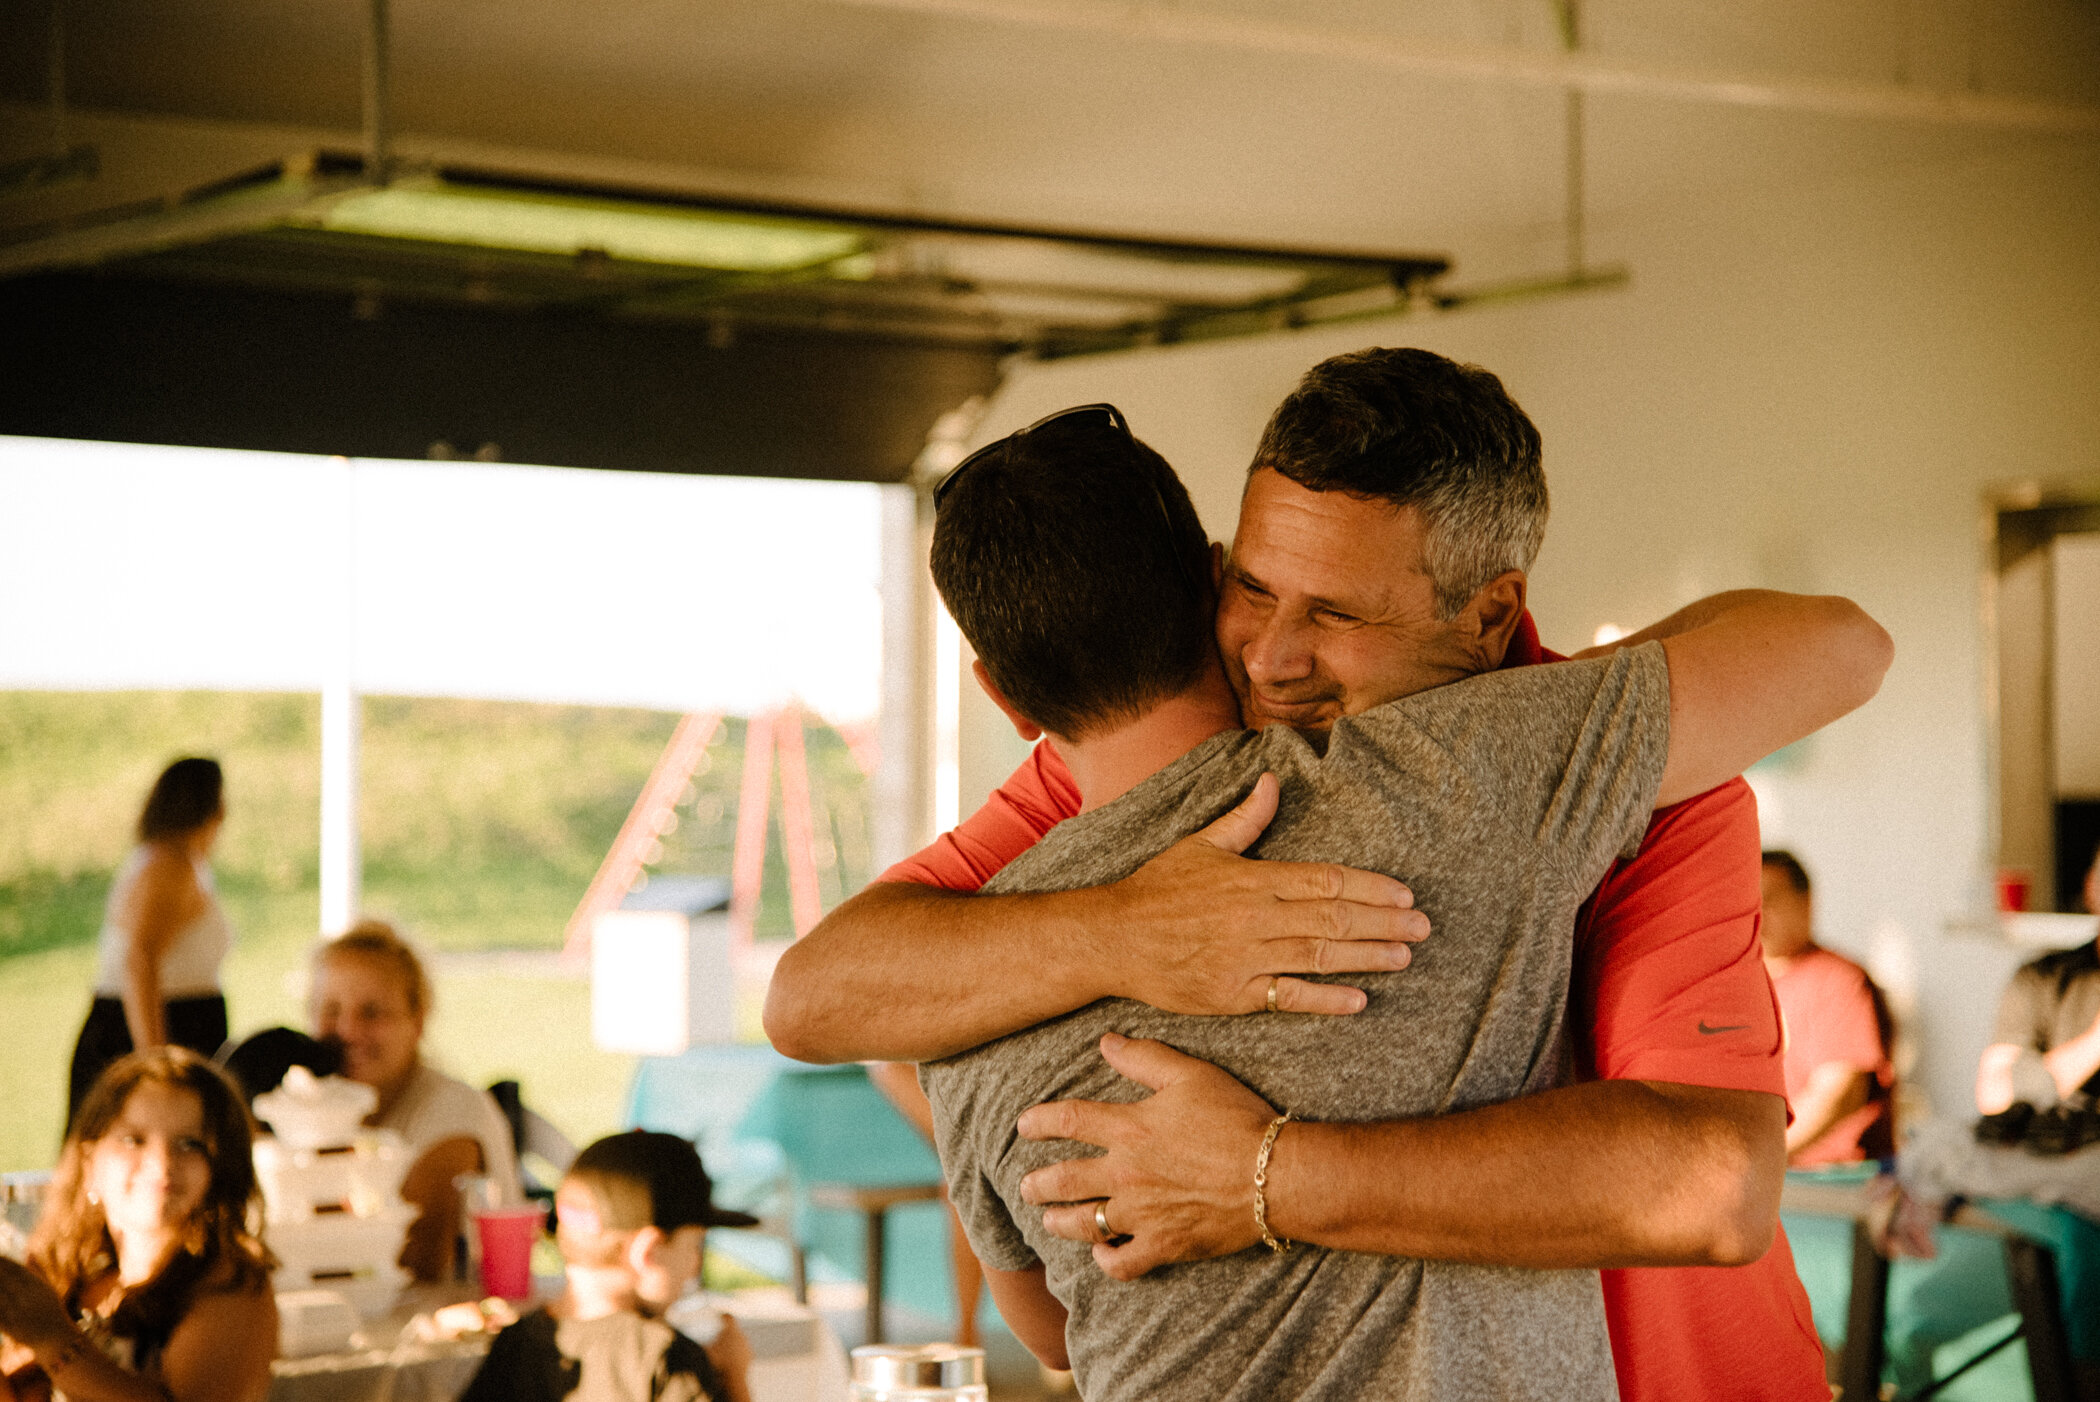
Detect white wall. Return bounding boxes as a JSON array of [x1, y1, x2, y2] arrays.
[[953, 133, 2100, 1120], [2056, 533, 2100, 797]]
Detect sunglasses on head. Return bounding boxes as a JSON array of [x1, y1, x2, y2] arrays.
[[932, 404, 1129, 509], [931, 403, 1200, 595]]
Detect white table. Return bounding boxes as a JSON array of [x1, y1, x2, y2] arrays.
[[270, 1285, 848, 1402]]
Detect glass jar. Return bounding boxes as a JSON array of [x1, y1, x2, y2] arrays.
[[849, 1343, 989, 1401]]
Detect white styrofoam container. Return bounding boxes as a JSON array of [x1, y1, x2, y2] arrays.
[[275, 1289, 361, 1357], [272, 1260, 411, 1321], [253, 1071, 378, 1151], [254, 1132, 413, 1220], [268, 1199, 416, 1318]]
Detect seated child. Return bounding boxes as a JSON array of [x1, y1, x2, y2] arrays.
[[462, 1131, 758, 1402]]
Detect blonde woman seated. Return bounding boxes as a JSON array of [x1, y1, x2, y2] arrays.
[[0, 1048, 277, 1402], [308, 920, 521, 1281]]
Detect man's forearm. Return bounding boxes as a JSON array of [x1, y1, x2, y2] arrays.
[[983, 1265, 1070, 1370], [765, 883, 1107, 1062], [1976, 1043, 2023, 1114], [767, 781, 1427, 1063], [2045, 1026, 2100, 1102], [1267, 1080, 1786, 1269], [1574, 589, 1829, 653]]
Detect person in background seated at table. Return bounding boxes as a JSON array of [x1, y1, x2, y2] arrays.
[[1976, 843, 2100, 1148], [1759, 850, 1895, 1165], [69, 759, 235, 1134], [461, 1131, 754, 1402], [308, 919, 522, 1281], [0, 1048, 277, 1402]]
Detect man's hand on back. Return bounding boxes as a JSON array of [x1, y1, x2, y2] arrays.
[[1100, 773, 1428, 1019], [765, 773, 1428, 1063], [1016, 1034, 1277, 1279]]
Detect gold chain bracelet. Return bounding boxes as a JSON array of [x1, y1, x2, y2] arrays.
[[1253, 1109, 1294, 1254]]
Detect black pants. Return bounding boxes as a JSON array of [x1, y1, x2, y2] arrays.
[[67, 993, 228, 1134]]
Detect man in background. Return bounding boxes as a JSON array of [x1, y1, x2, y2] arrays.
[[1977, 844, 2100, 1139], [1759, 850, 1894, 1164]]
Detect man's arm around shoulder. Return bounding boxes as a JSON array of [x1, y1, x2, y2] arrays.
[[764, 772, 1426, 1063], [1637, 591, 1892, 806]]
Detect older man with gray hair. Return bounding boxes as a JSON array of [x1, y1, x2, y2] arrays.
[[769, 347, 1855, 1399]]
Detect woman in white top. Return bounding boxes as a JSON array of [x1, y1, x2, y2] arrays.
[[306, 920, 521, 1281], [68, 759, 234, 1133]]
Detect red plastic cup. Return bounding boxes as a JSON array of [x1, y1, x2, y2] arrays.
[[1997, 869, 2033, 914], [475, 1207, 543, 1300]]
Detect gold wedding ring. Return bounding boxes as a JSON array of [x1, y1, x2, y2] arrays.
[[1094, 1201, 1131, 1247], [1265, 977, 1281, 1013]]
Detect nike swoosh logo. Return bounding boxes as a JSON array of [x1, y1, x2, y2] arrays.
[[1698, 1021, 1749, 1035]]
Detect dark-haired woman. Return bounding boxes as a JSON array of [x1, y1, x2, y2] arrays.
[[67, 760, 234, 1130], [0, 1047, 277, 1402]]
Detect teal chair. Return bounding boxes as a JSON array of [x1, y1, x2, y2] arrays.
[[628, 1049, 952, 1342]]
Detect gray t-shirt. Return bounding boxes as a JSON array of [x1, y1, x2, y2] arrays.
[[923, 645, 1672, 1402]]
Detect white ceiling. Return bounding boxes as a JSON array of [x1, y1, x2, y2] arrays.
[[3, 0, 2096, 273]]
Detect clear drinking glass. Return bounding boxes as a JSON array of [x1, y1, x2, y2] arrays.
[[849, 1343, 989, 1401], [0, 1173, 49, 1259]]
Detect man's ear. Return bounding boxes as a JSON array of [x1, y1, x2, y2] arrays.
[[972, 660, 1043, 741], [1455, 571, 1528, 669], [1209, 541, 1226, 595]]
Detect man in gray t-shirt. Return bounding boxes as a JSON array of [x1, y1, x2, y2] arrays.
[[926, 647, 1666, 1401]]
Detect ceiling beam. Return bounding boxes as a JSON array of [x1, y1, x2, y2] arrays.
[[825, 0, 2100, 134], [0, 272, 1005, 481]]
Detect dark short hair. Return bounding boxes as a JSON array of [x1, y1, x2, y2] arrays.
[[1252, 348, 1547, 619], [1761, 850, 1812, 895], [930, 411, 1213, 739], [137, 757, 224, 842]]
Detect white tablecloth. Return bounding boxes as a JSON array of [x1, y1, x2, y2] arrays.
[[270, 1286, 848, 1402]]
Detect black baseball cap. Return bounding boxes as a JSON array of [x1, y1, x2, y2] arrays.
[[566, 1130, 759, 1231]]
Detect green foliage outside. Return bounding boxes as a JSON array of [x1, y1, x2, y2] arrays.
[[0, 691, 873, 1172]]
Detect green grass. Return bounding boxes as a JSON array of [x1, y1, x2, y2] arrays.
[[0, 870, 112, 961], [0, 942, 104, 1167], [0, 690, 872, 1172]]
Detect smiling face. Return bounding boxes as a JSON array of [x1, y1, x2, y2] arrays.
[[310, 950, 425, 1095], [86, 1080, 213, 1248], [1216, 469, 1495, 731]]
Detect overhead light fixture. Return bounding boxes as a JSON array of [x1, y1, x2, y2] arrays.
[[974, 288, 1166, 327], [900, 237, 1312, 305], [312, 181, 865, 273], [0, 151, 1455, 357]]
